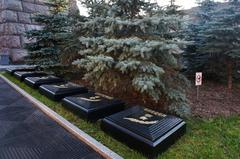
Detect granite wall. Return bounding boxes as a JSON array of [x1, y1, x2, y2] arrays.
[[0, 0, 49, 63]]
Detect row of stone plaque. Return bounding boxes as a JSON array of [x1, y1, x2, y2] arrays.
[[6, 67, 186, 158]]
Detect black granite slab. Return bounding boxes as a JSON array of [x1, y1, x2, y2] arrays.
[[14, 71, 47, 81], [24, 76, 65, 88], [0, 77, 104, 159], [39, 82, 88, 101], [101, 106, 186, 157], [6, 67, 36, 75], [62, 92, 125, 121]]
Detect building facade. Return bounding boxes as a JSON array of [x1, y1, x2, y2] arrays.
[[0, 0, 49, 63]]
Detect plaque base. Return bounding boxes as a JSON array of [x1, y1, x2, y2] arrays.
[[39, 83, 88, 101], [62, 92, 125, 121], [6, 67, 36, 75], [101, 106, 186, 157], [24, 76, 65, 88], [14, 71, 47, 81]]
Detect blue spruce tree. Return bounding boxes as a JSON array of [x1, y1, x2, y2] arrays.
[[24, 0, 70, 71], [73, 0, 191, 116], [198, 0, 240, 90], [184, 0, 217, 74]]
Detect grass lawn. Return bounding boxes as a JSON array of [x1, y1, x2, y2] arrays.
[[1, 72, 240, 159]]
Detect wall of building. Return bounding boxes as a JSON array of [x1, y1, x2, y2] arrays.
[[0, 0, 49, 63]]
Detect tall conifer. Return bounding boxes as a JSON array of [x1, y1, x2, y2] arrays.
[[24, 0, 69, 70], [73, 0, 190, 116], [198, 0, 240, 90]]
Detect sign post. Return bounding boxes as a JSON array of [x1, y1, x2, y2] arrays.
[[195, 72, 202, 101]]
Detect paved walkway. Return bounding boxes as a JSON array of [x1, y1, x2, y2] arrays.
[[0, 78, 104, 159]]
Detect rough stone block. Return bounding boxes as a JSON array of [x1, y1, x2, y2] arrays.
[[0, 1, 3, 9], [0, 11, 3, 23], [10, 36, 22, 48], [1, 0, 23, 11], [10, 49, 28, 63], [0, 10, 18, 22], [18, 12, 31, 23], [35, 4, 49, 14], [16, 24, 26, 34], [0, 36, 6, 47], [3, 23, 17, 34], [1, 23, 26, 36], [22, 2, 36, 13], [0, 36, 21, 48], [0, 24, 4, 34], [22, 0, 35, 3], [0, 48, 10, 55], [25, 24, 43, 31], [35, 0, 48, 5]]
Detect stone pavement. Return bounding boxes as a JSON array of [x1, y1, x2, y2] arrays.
[[0, 77, 104, 159]]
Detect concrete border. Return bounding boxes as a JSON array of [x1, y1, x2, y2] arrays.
[[0, 74, 123, 159], [0, 65, 30, 71]]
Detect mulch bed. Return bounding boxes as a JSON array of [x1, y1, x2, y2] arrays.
[[188, 81, 240, 118], [73, 78, 240, 118]]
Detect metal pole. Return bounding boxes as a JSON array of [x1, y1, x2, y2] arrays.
[[197, 86, 199, 101]]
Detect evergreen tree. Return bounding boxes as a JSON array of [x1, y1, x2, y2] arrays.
[[60, 11, 87, 76], [198, 0, 240, 90], [68, 0, 79, 15], [184, 0, 217, 74], [24, 0, 69, 71], [166, 0, 183, 15], [73, 0, 190, 116]]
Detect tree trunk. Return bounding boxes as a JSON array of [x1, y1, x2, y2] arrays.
[[227, 60, 233, 91], [68, 0, 79, 15]]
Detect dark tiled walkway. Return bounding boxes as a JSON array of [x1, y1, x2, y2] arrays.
[[0, 78, 104, 159]]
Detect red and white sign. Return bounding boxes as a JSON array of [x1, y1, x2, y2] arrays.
[[195, 72, 202, 86]]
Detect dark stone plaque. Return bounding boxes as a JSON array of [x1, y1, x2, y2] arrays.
[[6, 67, 36, 75], [24, 75, 65, 88], [39, 82, 88, 101], [101, 106, 186, 157], [0, 54, 9, 65], [14, 71, 47, 81], [62, 92, 125, 121]]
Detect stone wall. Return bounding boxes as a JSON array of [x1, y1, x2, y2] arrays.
[[0, 0, 49, 63]]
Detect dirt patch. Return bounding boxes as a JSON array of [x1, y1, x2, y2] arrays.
[[72, 78, 240, 118], [188, 81, 240, 118]]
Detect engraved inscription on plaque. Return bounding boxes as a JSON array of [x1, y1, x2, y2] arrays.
[[54, 83, 74, 88], [124, 108, 166, 125], [144, 108, 166, 118], [38, 76, 50, 80], [54, 84, 68, 88], [95, 93, 113, 100], [79, 96, 102, 102], [78, 93, 114, 102], [21, 71, 33, 74]]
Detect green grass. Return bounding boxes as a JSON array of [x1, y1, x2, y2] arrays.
[[2, 72, 240, 159]]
